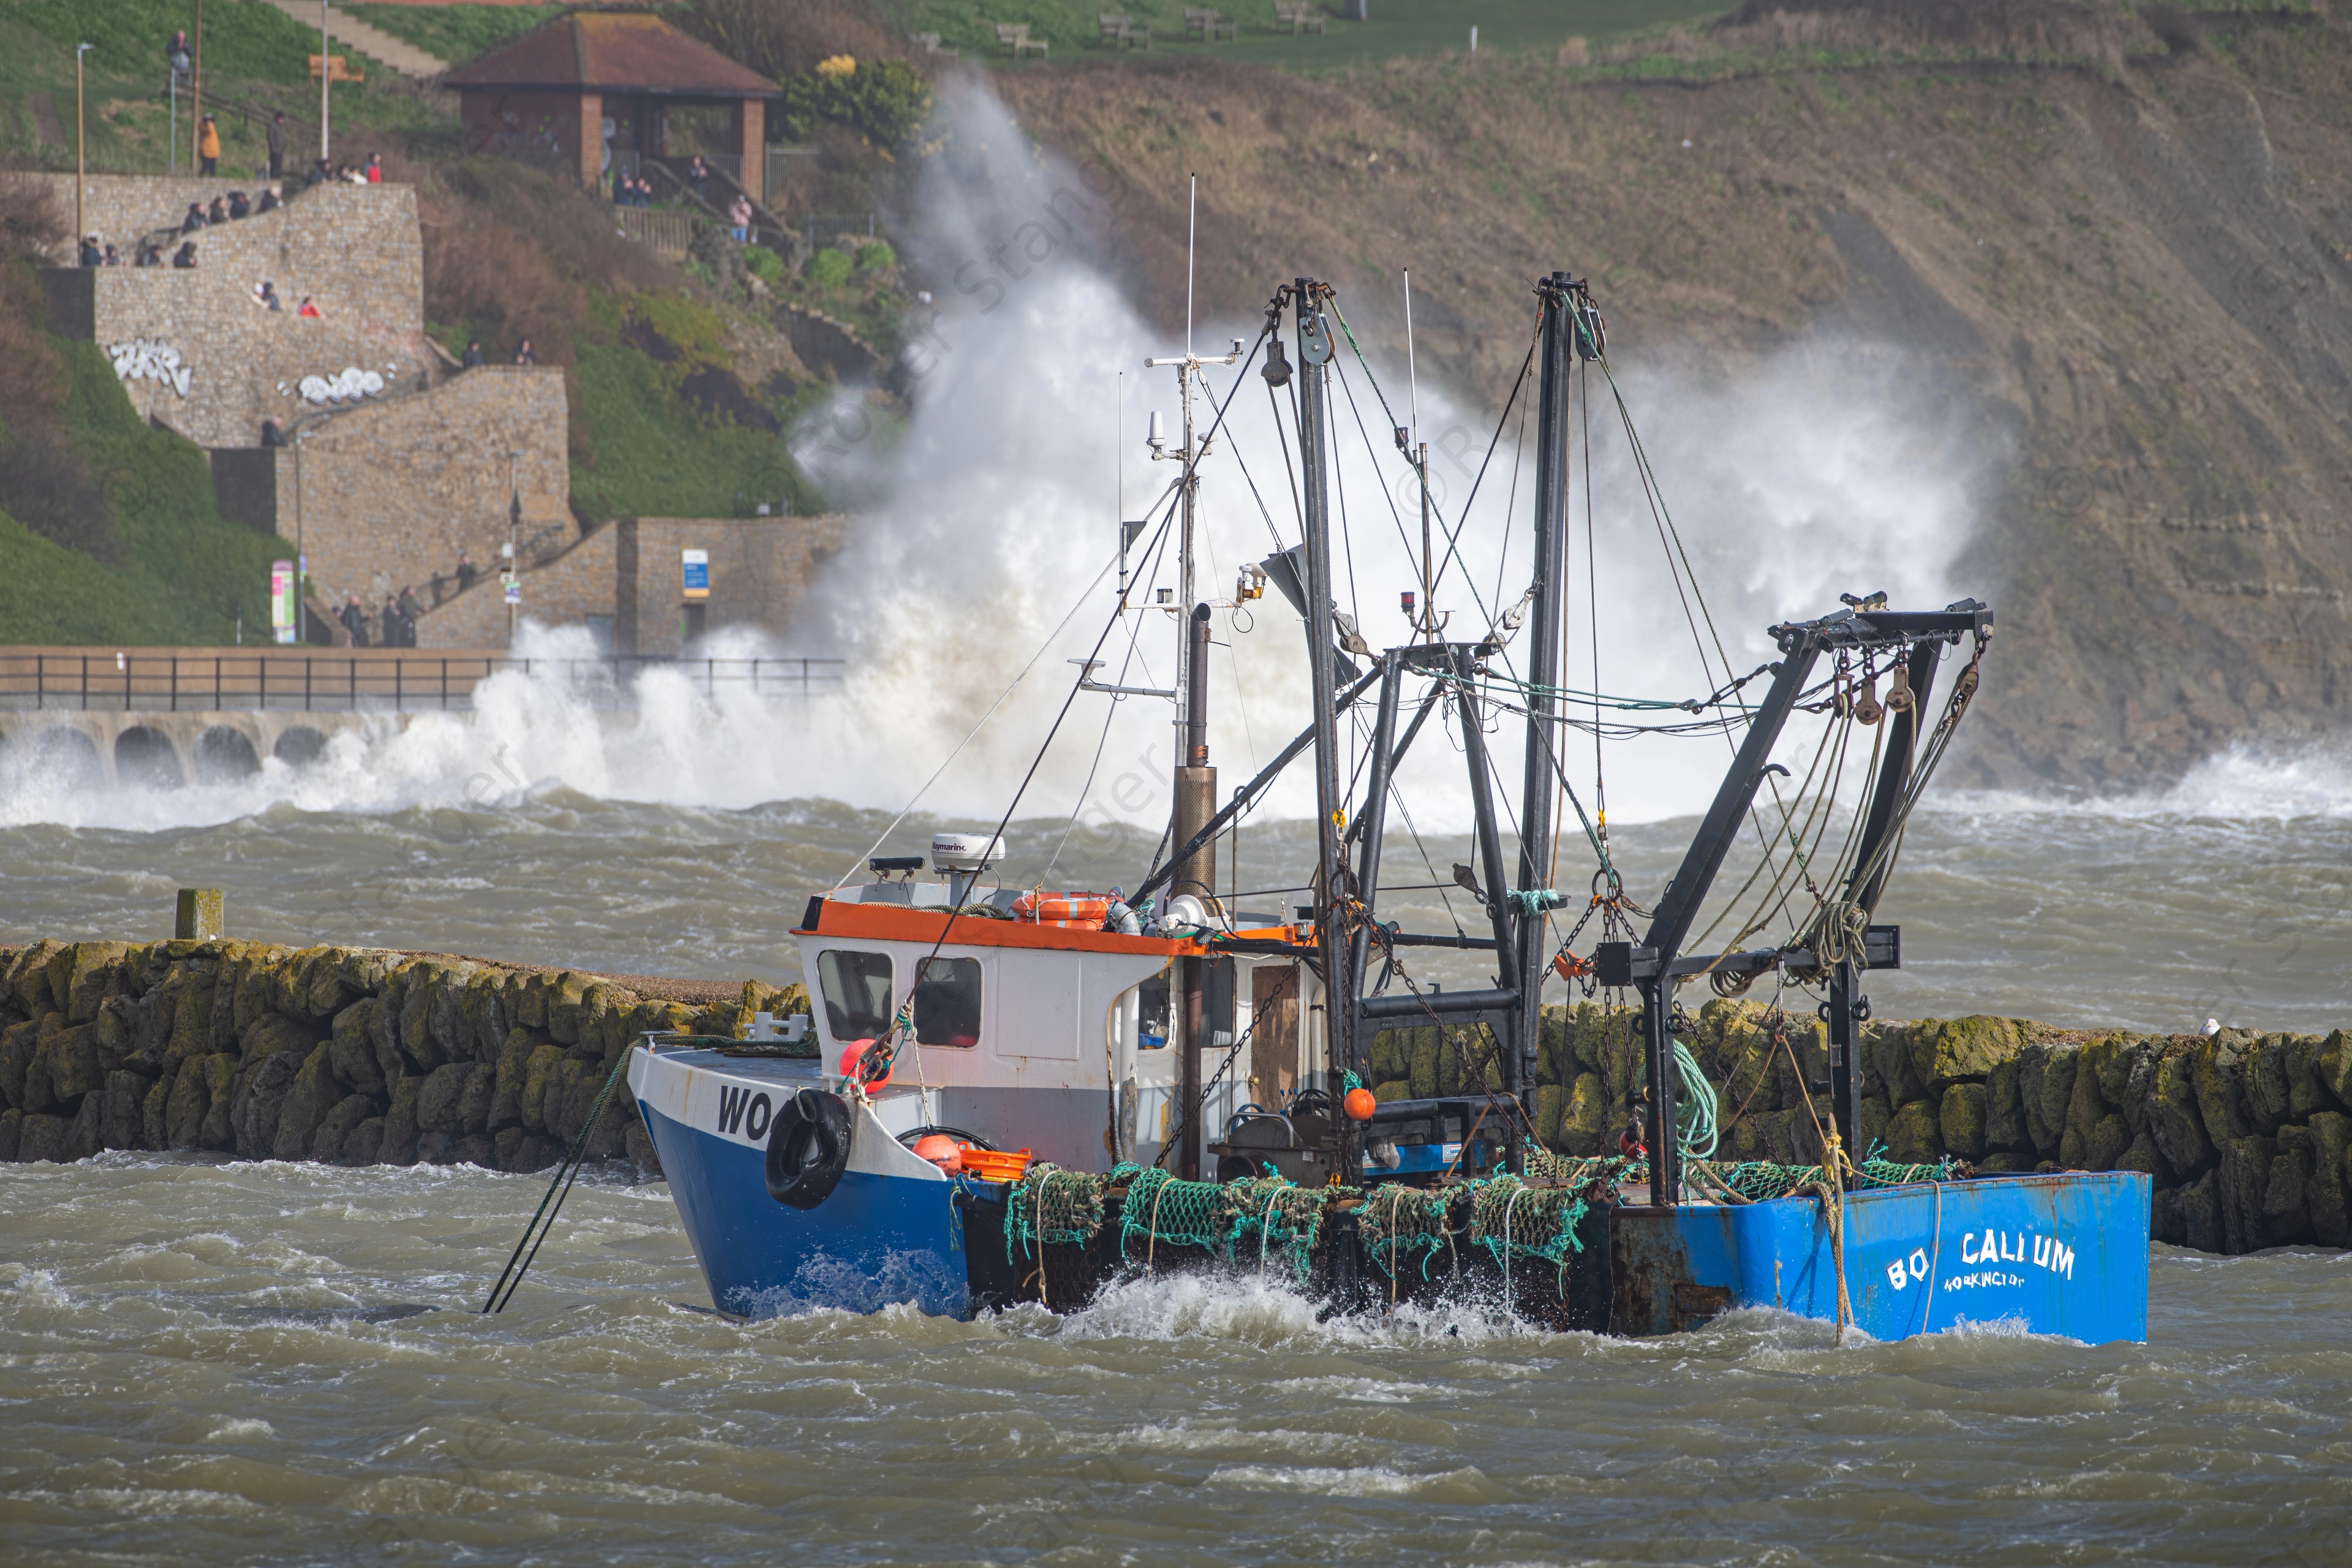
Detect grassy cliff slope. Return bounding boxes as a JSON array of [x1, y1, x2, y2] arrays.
[[990, 2, 2352, 789]]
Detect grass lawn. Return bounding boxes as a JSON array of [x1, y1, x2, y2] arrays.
[[907, 0, 1732, 70], [0, 336, 287, 646], [0, 1, 437, 176], [344, 4, 564, 67]]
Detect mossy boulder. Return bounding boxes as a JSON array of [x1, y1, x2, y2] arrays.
[[1531, 1082, 1569, 1149], [2060, 1050, 2131, 1169], [519, 1041, 564, 1133], [2263, 1129, 2314, 1245], [272, 1042, 349, 1159], [1368, 1029, 1406, 1084], [1870, 1021, 1928, 1106], [2316, 1029, 2352, 1113], [1909, 1014, 2022, 1091], [2306, 1112, 2351, 1248], [2019, 1044, 2078, 1158], [1939, 1082, 1988, 1162], [1558, 1072, 1609, 1156], [311, 1093, 380, 1165], [63, 941, 132, 1023], [1883, 1099, 1945, 1166], [2243, 1033, 2299, 1134], [328, 999, 384, 1097], [2149, 1041, 2215, 1177], [2195, 1033, 2257, 1149], [1983, 1055, 2027, 1150], [1371, 1079, 1412, 1104], [1407, 1028, 1441, 1100], [34, 1023, 106, 1106], [379, 1074, 421, 1166]]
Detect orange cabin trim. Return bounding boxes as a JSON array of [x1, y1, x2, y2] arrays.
[[795, 900, 1201, 954]]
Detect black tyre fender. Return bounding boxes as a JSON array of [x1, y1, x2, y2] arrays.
[[765, 1088, 854, 1210]]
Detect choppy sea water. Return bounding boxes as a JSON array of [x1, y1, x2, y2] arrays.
[[1, 1156, 2348, 1567], [5, 697, 2351, 1563]]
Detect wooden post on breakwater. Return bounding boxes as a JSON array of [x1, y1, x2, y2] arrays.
[[175, 890, 223, 941]]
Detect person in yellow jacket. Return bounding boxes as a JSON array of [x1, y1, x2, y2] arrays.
[[198, 114, 220, 176]]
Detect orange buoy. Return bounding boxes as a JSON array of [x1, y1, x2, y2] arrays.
[[1343, 1087, 1378, 1121], [911, 1133, 963, 1173], [838, 1039, 891, 1090]]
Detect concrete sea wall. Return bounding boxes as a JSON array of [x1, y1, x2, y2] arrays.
[[0, 939, 805, 1180]]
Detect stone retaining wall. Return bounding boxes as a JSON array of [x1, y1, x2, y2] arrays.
[[0, 939, 807, 1180]]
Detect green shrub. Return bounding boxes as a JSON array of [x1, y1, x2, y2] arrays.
[[775, 57, 933, 151], [804, 247, 852, 288], [744, 244, 786, 284], [854, 239, 895, 273]]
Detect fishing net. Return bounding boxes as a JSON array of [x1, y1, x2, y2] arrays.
[[1356, 1182, 1458, 1281], [1468, 1174, 1590, 1273], [1003, 1163, 1110, 1260], [1223, 1172, 1354, 1284], [1115, 1166, 1233, 1257]]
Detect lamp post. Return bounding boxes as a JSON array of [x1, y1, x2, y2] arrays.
[[74, 43, 92, 249], [505, 448, 523, 645], [190, 0, 204, 175], [318, 0, 331, 165], [293, 429, 310, 644], [167, 42, 190, 173]]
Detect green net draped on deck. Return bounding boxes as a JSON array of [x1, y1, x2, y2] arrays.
[[1468, 1175, 1589, 1276], [1004, 1162, 1111, 1259], [1003, 1144, 1967, 1286], [1356, 1182, 1457, 1280]]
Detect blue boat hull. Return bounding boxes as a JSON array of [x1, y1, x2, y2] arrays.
[[1613, 1171, 2151, 1343], [646, 1101, 975, 1319], [643, 1080, 2150, 1342]]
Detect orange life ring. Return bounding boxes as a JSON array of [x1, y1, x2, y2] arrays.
[[1011, 892, 1114, 925]]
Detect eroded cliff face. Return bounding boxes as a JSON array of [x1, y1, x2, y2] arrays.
[[987, 8, 2352, 789]]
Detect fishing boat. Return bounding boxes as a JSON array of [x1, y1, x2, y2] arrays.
[[625, 271, 2150, 1343]]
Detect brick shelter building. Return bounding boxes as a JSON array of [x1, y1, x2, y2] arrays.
[[445, 10, 780, 199]]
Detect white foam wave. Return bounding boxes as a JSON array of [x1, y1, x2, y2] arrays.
[[0, 80, 1991, 838]]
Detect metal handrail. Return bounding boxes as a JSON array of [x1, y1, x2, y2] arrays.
[[0, 654, 846, 713]]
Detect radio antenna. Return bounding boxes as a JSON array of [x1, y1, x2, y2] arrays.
[[1404, 267, 1419, 445], [1185, 172, 1197, 363]]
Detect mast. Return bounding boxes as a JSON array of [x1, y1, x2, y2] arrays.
[[1291, 279, 1350, 1102], [1510, 274, 1575, 1167], [1828, 638, 1941, 1157]]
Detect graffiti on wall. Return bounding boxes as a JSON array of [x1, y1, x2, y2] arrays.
[[108, 338, 192, 398]]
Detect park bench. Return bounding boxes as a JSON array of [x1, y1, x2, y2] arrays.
[[1185, 7, 1238, 40], [1272, 1, 1327, 34], [995, 22, 1049, 58]]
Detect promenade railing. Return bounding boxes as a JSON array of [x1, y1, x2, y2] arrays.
[[0, 651, 846, 713]]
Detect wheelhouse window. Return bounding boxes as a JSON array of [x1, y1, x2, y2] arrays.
[[817, 949, 893, 1040], [912, 957, 982, 1047]]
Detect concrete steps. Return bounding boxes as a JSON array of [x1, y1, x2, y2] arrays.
[[254, 0, 448, 81]]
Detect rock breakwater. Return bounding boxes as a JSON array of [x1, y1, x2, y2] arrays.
[[0, 939, 806, 1180], [1366, 1000, 2352, 1256], [6, 937, 2344, 1258]]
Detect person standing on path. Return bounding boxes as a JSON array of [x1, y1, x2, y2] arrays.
[[198, 115, 220, 177], [267, 113, 288, 179], [729, 195, 752, 242]]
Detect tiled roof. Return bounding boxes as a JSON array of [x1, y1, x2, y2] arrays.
[[443, 12, 780, 97]]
